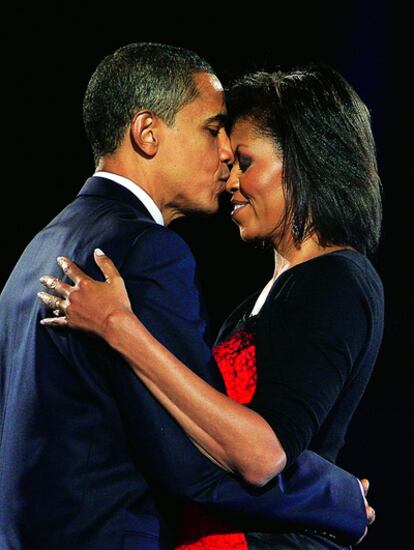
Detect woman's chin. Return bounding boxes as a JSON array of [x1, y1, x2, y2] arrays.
[[237, 226, 273, 248], [238, 227, 259, 243]]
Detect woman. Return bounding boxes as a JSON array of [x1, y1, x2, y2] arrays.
[[38, 65, 383, 549]]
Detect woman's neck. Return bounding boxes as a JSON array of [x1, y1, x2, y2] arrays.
[[272, 237, 354, 281], [250, 237, 354, 318]]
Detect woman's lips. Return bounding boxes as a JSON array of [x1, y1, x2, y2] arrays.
[[231, 202, 250, 217]]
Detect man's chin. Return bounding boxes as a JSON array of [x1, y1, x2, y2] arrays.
[[181, 201, 219, 218]]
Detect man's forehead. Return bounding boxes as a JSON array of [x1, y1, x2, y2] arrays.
[[194, 72, 224, 94], [180, 72, 227, 122], [189, 94, 227, 124], [194, 73, 225, 107]]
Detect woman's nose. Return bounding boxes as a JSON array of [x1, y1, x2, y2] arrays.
[[225, 169, 239, 194]]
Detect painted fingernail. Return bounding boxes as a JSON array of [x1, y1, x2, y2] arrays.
[[94, 248, 105, 256], [39, 276, 46, 284], [57, 257, 69, 271]]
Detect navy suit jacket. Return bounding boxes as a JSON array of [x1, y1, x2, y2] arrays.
[[0, 176, 366, 549]]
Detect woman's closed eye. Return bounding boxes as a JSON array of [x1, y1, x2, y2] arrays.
[[238, 154, 251, 172]]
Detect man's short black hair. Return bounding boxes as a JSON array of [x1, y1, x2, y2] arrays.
[[83, 42, 215, 165]]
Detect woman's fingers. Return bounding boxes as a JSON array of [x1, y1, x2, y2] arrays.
[[360, 478, 370, 497], [93, 248, 119, 284], [40, 316, 68, 327], [37, 291, 66, 314], [359, 478, 375, 527], [37, 250, 131, 336], [39, 275, 72, 297], [56, 256, 92, 285], [367, 506, 376, 525]]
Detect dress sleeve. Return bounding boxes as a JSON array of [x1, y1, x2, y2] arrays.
[[246, 258, 370, 466]]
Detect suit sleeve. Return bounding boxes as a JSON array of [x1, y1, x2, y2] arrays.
[[101, 226, 367, 545]]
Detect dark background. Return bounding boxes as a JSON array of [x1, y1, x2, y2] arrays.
[[2, 3, 407, 547]]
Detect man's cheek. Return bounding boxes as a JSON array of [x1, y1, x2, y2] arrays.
[[203, 152, 220, 174]]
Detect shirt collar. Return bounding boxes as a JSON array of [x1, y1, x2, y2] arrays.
[[94, 171, 164, 226]]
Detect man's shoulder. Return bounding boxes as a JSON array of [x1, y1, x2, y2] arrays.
[[131, 224, 193, 255], [122, 225, 196, 276], [44, 192, 193, 258], [66, 190, 192, 254]]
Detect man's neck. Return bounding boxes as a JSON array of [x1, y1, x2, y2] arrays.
[[96, 159, 182, 225], [96, 159, 154, 199]]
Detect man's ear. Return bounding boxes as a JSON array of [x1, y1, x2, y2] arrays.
[[130, 110, 159, 156]]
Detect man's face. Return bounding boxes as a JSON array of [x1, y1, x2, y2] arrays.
[[159, 73, 233, 220]]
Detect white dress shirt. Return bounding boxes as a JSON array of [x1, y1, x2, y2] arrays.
[[94, 171, 164, 226]]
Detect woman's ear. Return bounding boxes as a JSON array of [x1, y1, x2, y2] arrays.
[[130, 110, 159, 156]]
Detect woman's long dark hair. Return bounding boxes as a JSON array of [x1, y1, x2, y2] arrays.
[[225, 65, 382, 256]]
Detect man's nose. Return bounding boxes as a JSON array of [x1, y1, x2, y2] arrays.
[[219, 130, 235, 165]]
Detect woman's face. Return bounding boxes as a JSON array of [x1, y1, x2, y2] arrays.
[[226, 118, 286, 245]]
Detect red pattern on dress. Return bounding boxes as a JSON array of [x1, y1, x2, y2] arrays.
[[175, 321, 258, 550]]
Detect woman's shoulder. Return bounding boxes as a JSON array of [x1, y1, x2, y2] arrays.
[[262, 250, 384, 328], [269, 249, 383, 305], [258, 249, 384, 350]]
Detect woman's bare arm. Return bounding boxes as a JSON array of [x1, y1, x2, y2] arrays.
[[106, 310, 286, 485], [38, 251, 286, 487]]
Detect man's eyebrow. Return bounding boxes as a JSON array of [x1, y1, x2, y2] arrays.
[[204, 113, 227, 124]]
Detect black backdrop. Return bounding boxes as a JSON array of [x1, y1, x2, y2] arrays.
[[2, 3, 407, 548]]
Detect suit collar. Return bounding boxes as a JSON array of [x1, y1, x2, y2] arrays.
[[77, 176, 156, 221]]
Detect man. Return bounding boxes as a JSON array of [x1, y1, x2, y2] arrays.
[[0, 43, 370, 549]]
